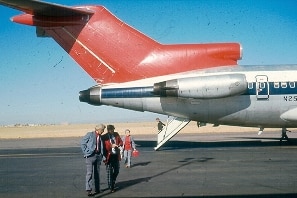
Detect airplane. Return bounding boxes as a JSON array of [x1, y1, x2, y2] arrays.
[[1, 0, 296, 150]]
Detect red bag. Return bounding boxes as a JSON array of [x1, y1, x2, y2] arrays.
[[132, 149, 139, 157]]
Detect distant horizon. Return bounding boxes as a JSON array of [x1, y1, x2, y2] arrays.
[[0, 112, 167, 126], [0, 119, 160, 127]]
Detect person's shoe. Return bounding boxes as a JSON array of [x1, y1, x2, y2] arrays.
[[86, 190, 92, 196], [94, 190, 102, 194], [110, 181, 116, 192]]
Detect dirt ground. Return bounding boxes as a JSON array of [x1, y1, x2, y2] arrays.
[[0, 121, 285, 139]]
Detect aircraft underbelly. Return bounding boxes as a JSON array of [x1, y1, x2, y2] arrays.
[[156, 96, 248, 124], [159, 95, 292, 127], [97, 91, 297, 127]]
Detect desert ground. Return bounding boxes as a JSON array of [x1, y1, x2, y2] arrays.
[[0, 121, 285, 139]]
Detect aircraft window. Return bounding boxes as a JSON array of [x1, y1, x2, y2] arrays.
[[281, 82, 287, 88], [274, 82, 279, 88], [260, 82, 265, 89], [248, 82, 253, 89], [289, 82, 295, 88]]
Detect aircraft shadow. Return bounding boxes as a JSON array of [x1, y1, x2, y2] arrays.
[[94, 157, 213, 197], [135, 138, 297, 150], [93, 155, 296, 198]]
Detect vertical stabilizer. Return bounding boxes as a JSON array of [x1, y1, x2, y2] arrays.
[[43, 6, 163, 84], [2, 1, 242, 84]]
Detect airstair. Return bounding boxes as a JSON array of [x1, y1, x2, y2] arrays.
[[154, 117, 190, 150]]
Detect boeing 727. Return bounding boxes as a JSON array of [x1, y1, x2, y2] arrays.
[[1, 0, 296, 149]]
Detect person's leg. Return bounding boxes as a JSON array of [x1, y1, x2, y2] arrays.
[[94, 155, 102, 192], [112, 160, 120, 189], [127, 150, 132, 167], [109, 156, 120, 192], [123, 150, 128, 166], [106, 163, 112, 190], [85, 156, 95, 193]]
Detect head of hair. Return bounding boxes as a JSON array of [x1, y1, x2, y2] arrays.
[[107, 125, 115, 130], [95, 124, 105, 130]]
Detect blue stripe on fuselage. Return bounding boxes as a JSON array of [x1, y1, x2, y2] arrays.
[[101, 82, 297, 99], [101, 86, 155, 98]]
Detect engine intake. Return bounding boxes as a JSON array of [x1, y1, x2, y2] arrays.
[[79, 86, 102, 106]]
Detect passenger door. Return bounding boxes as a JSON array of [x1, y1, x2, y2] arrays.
[[255, 75, 269, 100]]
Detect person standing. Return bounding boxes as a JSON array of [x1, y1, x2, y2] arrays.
[[80, 124, 106, 196], [280, 128, 290, 143], [102, 125, 123, 192], [122, 129, 136, 168], [156, 118, 165, 132]]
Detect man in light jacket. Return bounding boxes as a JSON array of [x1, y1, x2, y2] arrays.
[[81, 124, 106, 196]]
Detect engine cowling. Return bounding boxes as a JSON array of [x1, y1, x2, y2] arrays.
[[79, 86, 102, 106], [153, 74, 247, 99]]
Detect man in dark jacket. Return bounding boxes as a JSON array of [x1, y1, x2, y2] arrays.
[[102, 125, 123, 192]]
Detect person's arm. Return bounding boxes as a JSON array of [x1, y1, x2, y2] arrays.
[[116, 132, 123, 147], [131, 136, 136, 150], [102, 135, 108, 156], [121, 136, 125, 149], [80, 132, 91, 156]]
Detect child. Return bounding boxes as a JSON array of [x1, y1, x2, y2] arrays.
[[122, 129, 136, 168]]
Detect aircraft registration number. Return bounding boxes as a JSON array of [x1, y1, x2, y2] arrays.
[[284, 96, 297, 101]]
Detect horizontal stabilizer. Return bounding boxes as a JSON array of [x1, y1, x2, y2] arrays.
[[0, 0, 93, 16]]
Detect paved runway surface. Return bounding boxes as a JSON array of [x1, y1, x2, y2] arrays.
[[0, 131, 297, 197]]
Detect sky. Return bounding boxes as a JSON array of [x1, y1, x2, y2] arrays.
[[0, 0, 297, 125]]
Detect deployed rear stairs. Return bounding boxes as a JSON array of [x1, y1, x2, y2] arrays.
[[154, 117, 190, 150]]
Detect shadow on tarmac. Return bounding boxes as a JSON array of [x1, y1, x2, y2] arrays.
[[95, 157, 215, 197], [94, 194, 297, 198], [94, 193, 297, 198], [1, 137, 297, 198], [93, 155, 296, 198], [135, 138, 297, 150]]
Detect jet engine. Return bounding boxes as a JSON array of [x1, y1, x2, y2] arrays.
[[153, 74, 247, 99]]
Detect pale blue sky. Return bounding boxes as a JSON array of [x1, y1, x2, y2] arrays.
[[0, 0, 297, 125]]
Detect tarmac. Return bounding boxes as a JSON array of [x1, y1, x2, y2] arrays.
[[0, 131, 297, 198]]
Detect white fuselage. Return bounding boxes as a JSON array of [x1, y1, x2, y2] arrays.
[[81, 65, 297, 128]]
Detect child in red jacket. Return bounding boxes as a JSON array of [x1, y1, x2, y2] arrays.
[[122, 129, 136, 168]]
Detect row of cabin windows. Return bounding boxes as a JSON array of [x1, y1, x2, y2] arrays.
[[248, 82, 296, 89]]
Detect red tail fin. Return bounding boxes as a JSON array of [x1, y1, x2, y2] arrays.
[[43, 6, 163, 84], [4, 1, 242, 84]]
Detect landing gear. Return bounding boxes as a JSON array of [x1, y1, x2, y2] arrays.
[[258, 127, 264, 135], [280, 128, 290, 143]]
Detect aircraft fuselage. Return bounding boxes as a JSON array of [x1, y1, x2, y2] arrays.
[[80, 64, 297, 128]]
